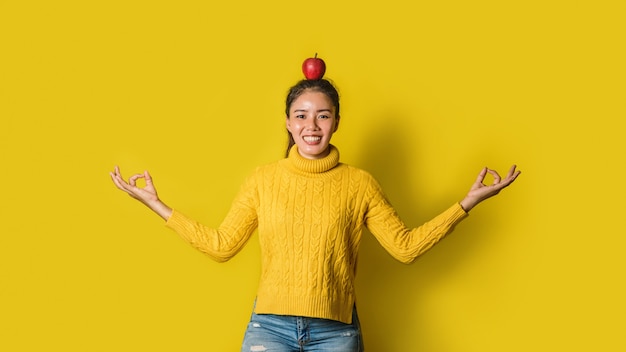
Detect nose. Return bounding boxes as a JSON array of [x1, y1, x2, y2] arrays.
[[305, 117, 319, 130]]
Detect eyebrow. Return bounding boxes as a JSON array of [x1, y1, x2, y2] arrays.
[[293, 108, 333, 113]]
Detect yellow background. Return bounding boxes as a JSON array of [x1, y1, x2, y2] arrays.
[[1, 0, 624, 351]]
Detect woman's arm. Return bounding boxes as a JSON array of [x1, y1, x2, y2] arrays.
[[364, 165, 520, 264]]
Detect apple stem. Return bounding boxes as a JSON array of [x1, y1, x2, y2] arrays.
[[314, 53, 317, 58]]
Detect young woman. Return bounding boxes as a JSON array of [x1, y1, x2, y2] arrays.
[[110, 78, 520, 351]]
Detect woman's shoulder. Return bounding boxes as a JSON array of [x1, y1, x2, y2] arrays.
[[244, 158, 291, 179], [338, 161, 372, 175], [338, 163, 381, 185]]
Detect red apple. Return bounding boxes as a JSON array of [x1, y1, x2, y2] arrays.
[[302, 53, 326, 80]]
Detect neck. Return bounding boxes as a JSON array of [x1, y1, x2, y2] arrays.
[[287, 145, 340, 174]]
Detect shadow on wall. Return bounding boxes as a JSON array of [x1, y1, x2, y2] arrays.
[[353, 112, 489, 351]]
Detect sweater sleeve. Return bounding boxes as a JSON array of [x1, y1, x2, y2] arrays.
[[165, 173, 259, 263], [363, 177, 468, 264]]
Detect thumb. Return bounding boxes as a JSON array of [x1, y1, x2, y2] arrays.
[[143, 170, 157, 192]]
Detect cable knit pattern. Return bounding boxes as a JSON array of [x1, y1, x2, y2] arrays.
[[165, 145, 468, 324]]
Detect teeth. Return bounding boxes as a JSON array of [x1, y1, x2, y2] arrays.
[[303, 136, 321, 142]]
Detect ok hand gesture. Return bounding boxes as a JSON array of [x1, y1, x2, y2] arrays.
[[460, 165, 521, 212], [109, 166, 172, 220]]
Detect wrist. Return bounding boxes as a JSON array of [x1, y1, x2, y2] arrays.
[[145, 198, 173, 220], [459, 197, 478, 213]]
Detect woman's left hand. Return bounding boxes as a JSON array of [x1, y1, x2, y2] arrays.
[[459, 165, 521, 212]]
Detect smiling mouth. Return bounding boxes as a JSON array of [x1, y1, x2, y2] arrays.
[[303, 136, 322, 143]]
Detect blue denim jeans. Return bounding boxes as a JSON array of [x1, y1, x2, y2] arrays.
[[240, 307, 364, 352]]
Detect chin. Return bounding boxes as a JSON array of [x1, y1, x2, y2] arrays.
[[299, 145, 329, 159]]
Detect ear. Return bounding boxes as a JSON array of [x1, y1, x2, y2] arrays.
[[285, 115, 292, 133], [334, 115, 340, 132]]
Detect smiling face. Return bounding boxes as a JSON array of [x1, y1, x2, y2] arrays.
[[286, 90, 339, 160]]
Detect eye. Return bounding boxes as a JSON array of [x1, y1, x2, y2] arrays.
[[318, 114, 330, 119], [294, 114, 306, 119]]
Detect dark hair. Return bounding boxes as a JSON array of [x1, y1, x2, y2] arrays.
[[284, 79, 340, 157]]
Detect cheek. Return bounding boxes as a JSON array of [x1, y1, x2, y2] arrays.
[[327, 121, 338, 133], [289, 121, 305, 133]]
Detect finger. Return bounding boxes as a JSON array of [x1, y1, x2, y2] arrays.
[[128, 174, 145, 187], [109, 172, 120, 187], [494, 167, 521, 189], [109, 169, 124, 185], [113, 165, 123, 178], [110, 172, 132, 193], [112, 167, 135, 191], [503, 165, 521, 184], [144, 170, 153, 185], [487, 169, 501, 185], [475, 167, 488, 184], [506, 165, 518, 178]]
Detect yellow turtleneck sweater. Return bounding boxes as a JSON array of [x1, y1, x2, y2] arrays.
[[165, 145, 468, 324]]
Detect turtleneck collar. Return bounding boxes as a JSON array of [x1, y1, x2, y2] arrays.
[[286, 144, 340, 174]]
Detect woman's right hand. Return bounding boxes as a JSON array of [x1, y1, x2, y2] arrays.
[[109, 166, 173, 220]]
